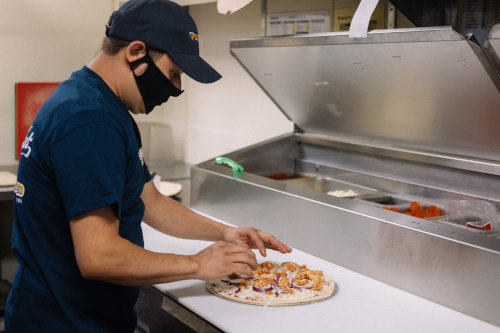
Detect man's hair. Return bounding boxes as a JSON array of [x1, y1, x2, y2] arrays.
[[101, 36, 164, 62], [102, 14, 164, 61]]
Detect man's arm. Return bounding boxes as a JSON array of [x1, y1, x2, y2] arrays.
[[69, 205, 257, 285], [140, 180, 292, 256], [141, 180, 229, 241]]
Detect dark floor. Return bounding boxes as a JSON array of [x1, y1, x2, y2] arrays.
[[0, 279, 11, 332]]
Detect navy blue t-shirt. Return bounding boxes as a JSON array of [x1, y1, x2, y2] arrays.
[[6, 66, 151, 332]]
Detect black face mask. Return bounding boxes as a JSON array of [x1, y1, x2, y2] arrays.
[[129, 50, 184, 114]]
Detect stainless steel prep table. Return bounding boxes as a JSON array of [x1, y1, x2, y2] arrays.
[[0, 165, 17, 202], [190, 26, 500, 327]]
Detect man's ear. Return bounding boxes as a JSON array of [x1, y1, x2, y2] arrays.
[[125, 41, 147, 63]]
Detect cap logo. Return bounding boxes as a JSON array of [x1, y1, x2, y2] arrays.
[[189, 32, 198, 41]]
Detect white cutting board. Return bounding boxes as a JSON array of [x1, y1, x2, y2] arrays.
[[0, 171, 17, 187], [142, 219, 499, 333]]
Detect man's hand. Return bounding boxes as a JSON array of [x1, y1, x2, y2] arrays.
[[192, 241, 258, 280], [222, 227, 293, 257]]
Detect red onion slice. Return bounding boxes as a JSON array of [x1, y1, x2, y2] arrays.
[[252, 285, 273, 293], [221, 278, 247, 286], [275, 272, 293, 284], [291, 280, 314, 290]]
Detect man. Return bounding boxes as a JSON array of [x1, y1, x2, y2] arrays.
[[5, 0, 292, 331]]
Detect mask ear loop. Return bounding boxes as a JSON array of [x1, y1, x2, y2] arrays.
[[129, 51, 152, 74], [129, 50, 184, 96]]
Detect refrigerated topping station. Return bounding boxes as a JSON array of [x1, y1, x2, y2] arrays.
[[187, 26, 500, 328]]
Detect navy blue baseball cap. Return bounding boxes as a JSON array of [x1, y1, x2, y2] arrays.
[[106, 0, 222, 83]]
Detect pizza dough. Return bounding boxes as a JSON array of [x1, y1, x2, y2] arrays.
[[206, 261, 337, 306]]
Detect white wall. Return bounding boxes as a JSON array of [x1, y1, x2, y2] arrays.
[[184, 1, 293, 164], [0, 0, 114, 165]]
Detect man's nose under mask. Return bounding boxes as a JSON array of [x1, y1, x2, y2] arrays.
[[129, 51, 183, 114]]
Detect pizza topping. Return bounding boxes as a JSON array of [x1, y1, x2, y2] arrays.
[[222, 262, 326, 295], [277, 273, 294, 293], [291, 279, 315, 290], [207, 261, 336, 305], [221, 273, 250, 287], [252, 285, 274, 293], [274, 269, 291, 281], [253, 261, 279, 275], [281, 261, 305, 272], [293, 270, 325, 291], [225, 273, 252, 280], [250, 275, 274, 293]]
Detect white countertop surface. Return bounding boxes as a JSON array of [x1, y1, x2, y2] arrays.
[[142, 221, 500, 333]]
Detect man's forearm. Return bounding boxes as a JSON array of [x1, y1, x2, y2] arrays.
[[81, 237, 201, 285], [141, 181, 230, 241], [70, 205, 205, 285]]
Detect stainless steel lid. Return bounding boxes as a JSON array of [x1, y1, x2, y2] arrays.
[[230, 27, 500, 162]]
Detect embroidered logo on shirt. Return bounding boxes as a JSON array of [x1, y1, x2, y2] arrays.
[[21, 126, 35, 159], [138, 147, 144, 166], [14, 181, 25, 197]]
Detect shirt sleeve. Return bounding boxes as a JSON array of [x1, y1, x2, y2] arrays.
[[50, 122, 127, 221], [143, 161, 152, 184]]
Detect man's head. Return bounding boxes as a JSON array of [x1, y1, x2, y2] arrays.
[[105, 0, 221, 84]]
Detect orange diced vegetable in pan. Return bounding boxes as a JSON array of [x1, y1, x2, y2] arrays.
[[382, 201, 441, 219], [425, 205, 441, 217], [382, 206, 399, 212], [409, 201, 421, 214], [414, 209, 428, 218]]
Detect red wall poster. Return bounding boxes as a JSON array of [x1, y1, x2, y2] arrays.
[[15, 82, 60, 160]]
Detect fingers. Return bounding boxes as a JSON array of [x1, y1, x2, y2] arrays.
[[228, 245, 258, 270], [193, 241, 258, 280], [258, 232, 293, 254], [231, 263, 254, 276], [223, 226, 293, 255], [243, 228, 267, 257]]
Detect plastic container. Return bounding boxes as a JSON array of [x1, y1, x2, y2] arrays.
[[445, 200, 498, 231]]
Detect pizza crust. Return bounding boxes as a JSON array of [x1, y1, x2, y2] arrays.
[[205, 264, 338, 306]]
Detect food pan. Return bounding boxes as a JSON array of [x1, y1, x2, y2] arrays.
[[355, 194, 445, 219], [281, 176, 379, 197]]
